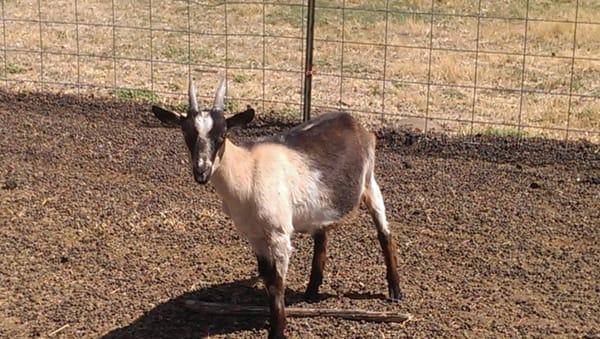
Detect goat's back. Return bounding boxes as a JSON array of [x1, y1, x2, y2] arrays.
[[279, 112, 375, 216]]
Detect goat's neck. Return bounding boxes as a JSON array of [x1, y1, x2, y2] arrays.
[[211, 138, 253, 202]]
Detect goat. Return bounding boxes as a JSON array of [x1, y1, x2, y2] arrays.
[[152, 79, 402, 338]]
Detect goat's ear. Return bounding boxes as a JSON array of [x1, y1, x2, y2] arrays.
[[226, 106, 255, 129], [152, 105, 183, 126]]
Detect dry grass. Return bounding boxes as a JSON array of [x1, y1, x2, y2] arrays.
[[1, 0, 598, 141]]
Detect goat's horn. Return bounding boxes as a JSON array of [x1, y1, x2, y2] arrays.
[[213, 76, 226, 112], [188, 78, 199, 113]]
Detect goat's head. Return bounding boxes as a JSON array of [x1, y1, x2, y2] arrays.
[[151, 78, 255, 184]]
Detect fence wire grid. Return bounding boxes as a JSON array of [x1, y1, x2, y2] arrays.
[[1, 0, 599, 141]]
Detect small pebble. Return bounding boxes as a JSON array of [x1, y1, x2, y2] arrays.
[[2, 178, 17, 190]]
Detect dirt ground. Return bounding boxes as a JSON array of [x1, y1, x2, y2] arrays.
[[0, 90, 599, 338]]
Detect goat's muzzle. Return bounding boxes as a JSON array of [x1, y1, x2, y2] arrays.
[[193, 167, 211, 185]]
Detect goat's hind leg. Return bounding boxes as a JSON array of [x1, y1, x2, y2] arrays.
[[363, 175, 403, 301], [305, 229, 328, 302]]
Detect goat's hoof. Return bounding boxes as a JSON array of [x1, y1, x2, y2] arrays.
[[248, 275, 263, 288], [304, 290, 320, 303], [388, 286, 404, 302], [387, 296, 403, 303], [268, 331, 287, 339]]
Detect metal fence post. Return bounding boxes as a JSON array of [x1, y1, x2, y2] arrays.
[[302, 0, 316, 122]]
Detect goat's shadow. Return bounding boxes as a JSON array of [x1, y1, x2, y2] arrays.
[[101, 278, 281, 338], [101, 278, 319, 338], [102, 278, 386, 338]]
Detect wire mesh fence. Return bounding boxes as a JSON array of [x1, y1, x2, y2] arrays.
[[1, 0, 599, 141]]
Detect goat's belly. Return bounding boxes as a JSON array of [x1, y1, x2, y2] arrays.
[[292, 206, 339, 233]]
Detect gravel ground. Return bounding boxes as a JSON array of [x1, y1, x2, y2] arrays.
[[1, 90, 599, 338]]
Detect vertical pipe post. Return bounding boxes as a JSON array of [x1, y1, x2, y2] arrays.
[[565, 0, 580, 141], [302, 0, 316, 122]]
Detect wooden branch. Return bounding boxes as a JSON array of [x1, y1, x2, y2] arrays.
[[48, 324, 69, 337], [183, 300, 412, 323]]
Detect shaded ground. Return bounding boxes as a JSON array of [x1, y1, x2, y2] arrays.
[[0, 90, 599, 338]]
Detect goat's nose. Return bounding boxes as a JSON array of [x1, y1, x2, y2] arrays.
[[193, 166, 211, 184]]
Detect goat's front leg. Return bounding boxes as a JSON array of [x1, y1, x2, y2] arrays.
[[256, 235, 292, 339], [305, 229, 328, 302]]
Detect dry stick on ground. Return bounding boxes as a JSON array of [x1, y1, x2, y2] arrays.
[[183, 300, 412, 323], [48, 324, 70, 337]]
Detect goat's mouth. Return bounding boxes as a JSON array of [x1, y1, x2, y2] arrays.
[[193, 168, 211, 185]]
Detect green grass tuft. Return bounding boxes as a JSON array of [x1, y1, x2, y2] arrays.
[[265, 6, 302, 29], [278, 105, 299, 119], [6, 63, 26, 74], [232, 73, 250, 84], [484, 127, 528, 138], [114, 88, 157, 102], [224, 100, 240, 113]]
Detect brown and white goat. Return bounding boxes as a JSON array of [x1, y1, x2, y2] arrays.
[[152, 79, 402, 338]]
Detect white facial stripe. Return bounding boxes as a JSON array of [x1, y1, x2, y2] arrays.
[[194, 112, 214, 136], [193, 112, 215, 161]]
